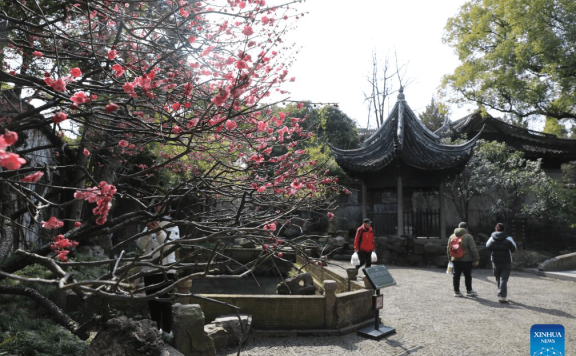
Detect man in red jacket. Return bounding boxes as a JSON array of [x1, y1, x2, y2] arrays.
[[354, 218, 375, 270]]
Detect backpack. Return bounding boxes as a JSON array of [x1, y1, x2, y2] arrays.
[[449, 236, 466, 259]]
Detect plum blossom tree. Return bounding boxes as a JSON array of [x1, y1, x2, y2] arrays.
[[0, 0, 344, 340]]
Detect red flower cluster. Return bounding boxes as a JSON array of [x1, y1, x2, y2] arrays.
[[74, 181, 117, 225], [20, 171, 44, 183], [0, 130, 26, 170], [70, 68, 82, 78], [50, 234, 79, 262], [52, 111, 68, 123], [211, 88, 230, 106], [263, 222, 277, 231], [44, 77, 67, 92], [42, 216, 64, 230]]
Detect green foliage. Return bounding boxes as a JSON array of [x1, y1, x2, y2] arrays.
[[0, 309, 88, 356], [472, 140, 565, 225], [418, 97, 448, 131], [442, 0, 576, 123], [560, 162, 576, 228], [445, 140, 565, 225], [278, 102, 361, 179], [542, 117, 569, 138]]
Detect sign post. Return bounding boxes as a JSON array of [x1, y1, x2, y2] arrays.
[[357, 265, 396, 340]]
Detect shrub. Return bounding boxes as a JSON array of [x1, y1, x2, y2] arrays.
[[0, 309, 88, 356], [512, 250, 551, 270]]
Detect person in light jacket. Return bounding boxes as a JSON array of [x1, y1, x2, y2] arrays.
[[136, 210, 180, 334], [354, 218, 375, 271], [486, 222, 517, 303]]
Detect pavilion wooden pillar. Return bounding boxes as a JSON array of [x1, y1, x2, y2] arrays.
[[439, 179, 446, 239], [361, 180, 367, 219], [397, 175, 404, 236]]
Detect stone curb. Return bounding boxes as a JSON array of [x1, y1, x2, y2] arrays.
[[523, 268, 576, 282]]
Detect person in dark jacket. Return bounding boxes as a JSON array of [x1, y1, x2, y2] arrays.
[[486, 223, 517, 303], [354, 218, 375, 271]]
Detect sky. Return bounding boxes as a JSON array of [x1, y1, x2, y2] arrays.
[[275, 0, 479, 129]]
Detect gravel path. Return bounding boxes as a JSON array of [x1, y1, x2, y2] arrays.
[[216, 266, 575, 356]]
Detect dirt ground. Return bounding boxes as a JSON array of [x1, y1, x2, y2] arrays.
[[215, 266, 575, 356]]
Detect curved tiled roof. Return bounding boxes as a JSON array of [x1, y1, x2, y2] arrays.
[[331, 89, 480, 176], [436, 112, 576, 165]]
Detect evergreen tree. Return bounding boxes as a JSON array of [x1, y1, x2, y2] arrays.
[[418, 98, 448, 131]]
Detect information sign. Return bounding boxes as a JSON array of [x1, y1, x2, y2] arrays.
[[363, 265, 396, 290]]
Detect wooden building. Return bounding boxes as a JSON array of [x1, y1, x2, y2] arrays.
[[435, 113, 576, 177], [331, 89, 481, 238]]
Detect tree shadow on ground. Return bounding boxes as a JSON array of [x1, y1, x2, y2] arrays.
[[470, 297, 575, 319]]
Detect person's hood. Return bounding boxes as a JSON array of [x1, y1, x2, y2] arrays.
[[454, 227, 467, 238], [491, 231, 507, 241]]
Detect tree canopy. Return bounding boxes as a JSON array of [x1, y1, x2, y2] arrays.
[[0, 0, 345, 344], [445, 140, 564, 227], [442, 0, 576, 124]]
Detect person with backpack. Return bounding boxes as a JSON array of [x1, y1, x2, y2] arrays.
[[447, 222, 480, 297], [486, 223, 517, 303], [354, 218, 375, 271]]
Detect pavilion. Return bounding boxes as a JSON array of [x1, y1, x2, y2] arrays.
[[331, 89, 481, 238]]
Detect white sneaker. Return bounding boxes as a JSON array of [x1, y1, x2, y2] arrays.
[[466, 290, 478, 297], [498, 297, 508, 303]]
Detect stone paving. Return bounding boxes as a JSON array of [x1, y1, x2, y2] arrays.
[[215, 264, 576, 356]]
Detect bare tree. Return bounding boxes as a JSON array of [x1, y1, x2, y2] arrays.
[[363, 50, 411, 127]]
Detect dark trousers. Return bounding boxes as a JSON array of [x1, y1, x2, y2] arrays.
[[355, 251, 372, 270], [453, 260, 473, 293], [144, 273, 175, 332], [492, 263, 512, 298]]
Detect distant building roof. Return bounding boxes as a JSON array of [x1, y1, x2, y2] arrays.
[[435, 112, 576, 169]]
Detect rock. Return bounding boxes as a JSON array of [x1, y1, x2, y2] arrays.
[[234, 238, 255, 248], [335, 230, 349, 240], [172, 303, 215, 356], [413, 242, 425, 255], [76, 245, 106, 257], [164, 345, 185, 356], [282, 225, 303, 238], [423, 243, 444, 255], [386, 236, 408, 253], [335, 236, 346, 247], [277, 272, 316, 295], [86, 316, 163, 356], [204, 324, 228, 351], [539, 252, 576, 271], [212, 314, 252, 346]]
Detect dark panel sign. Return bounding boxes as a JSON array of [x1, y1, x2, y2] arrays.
[[363, 265, 396, 290]]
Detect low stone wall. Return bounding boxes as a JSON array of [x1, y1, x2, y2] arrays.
[[538, 252, 576, 271], [184, 257, 374, 332], [193, 294, 326, 329]]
